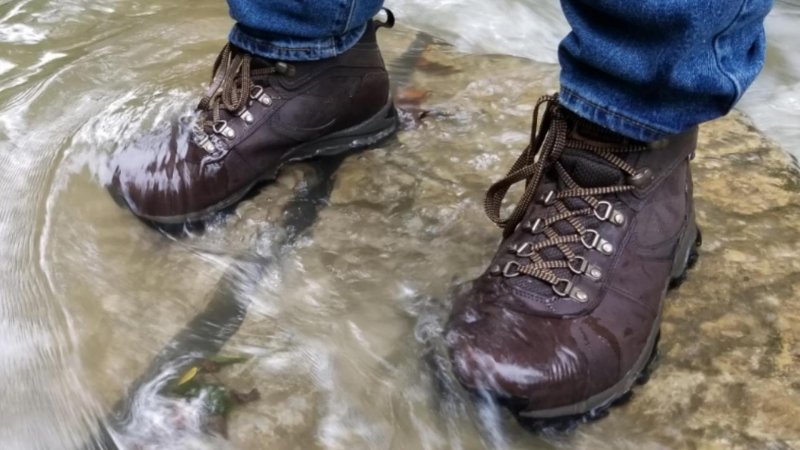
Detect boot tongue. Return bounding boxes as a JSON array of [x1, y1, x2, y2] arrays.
[[555, 113, 633, 188], [558, 149, 624, 187]]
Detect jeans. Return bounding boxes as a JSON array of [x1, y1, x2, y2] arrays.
[[227, 0, 773, 142], [227, 0, 384, 61]]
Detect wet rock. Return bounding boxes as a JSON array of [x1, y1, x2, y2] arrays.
[[86, 26, 800, 450], [625, 112, 800, 448]]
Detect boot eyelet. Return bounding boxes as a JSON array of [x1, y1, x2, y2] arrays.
[[238, 109, 254, 124], [568, 256, 588, 274], [569, 257, 603, 280], [571, 288, 589, 303], [587, 266, 603, 280], [213, 120, 235, 139], [594, 201, 626, 226], [529, 218, 544, 234], [628, 167, 654, 189], [542, 190, 556, 205], [193, 132, 217, 154], [552, 278, 573, 297], [593, 201, 614, 221], [490, 265, 503, 276], [513, 242, 535, 257], [502, 261, 521, 278], [554, 279, 589, 302], [250, 85, 273, 106], [275, 61, 295, 76], [581, 229, 601, 249], [581, 230, 614, 255]]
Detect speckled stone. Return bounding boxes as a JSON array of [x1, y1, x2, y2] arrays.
[[214, 28, 800, 450]]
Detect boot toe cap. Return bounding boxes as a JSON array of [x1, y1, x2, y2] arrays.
[[448, 310, 572, 387], [445, 304, 618, 413], [109, 127, 232, 222]]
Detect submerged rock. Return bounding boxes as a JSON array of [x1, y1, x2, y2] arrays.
[[82, 26, 800, 450], [212, 28, 800, 450]]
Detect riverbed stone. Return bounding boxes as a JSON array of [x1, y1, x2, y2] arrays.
[[142, 27, 800, 449]]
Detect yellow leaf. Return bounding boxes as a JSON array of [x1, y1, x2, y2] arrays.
[[178, 367, 199, 386]]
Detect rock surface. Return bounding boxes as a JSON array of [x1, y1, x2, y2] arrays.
[[196, 29, 800, 450], [60, 26, 800, 450]]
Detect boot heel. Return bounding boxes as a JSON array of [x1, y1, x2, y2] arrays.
[[669, 222, 702, 289]]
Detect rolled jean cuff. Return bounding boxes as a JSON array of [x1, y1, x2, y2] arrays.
[[559, 86, 677, 143], [228, 22, 367, 61]]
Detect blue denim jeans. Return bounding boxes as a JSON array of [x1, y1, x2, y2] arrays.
[[227, 0, 772, 142], [227, 0, 384, 61]]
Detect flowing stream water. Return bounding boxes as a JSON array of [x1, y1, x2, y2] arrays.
[[0, 1, 799, 449]]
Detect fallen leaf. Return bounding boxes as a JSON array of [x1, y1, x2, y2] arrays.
[[395, 87, 430, 105], [415, 57, 460, 76], [177, 366, 199, 386]]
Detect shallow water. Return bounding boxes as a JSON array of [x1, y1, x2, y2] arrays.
[[389, 0, 800, 163], [0, 1, 799, 449]]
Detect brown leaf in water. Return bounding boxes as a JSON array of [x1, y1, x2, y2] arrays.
[[395, 86, 434, 130], [415, 56, 460, 76], [395, 86, 430, 106]]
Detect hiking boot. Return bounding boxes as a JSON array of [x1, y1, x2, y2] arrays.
[[110, 18, 397, 224], [445, 95, 700, 422]]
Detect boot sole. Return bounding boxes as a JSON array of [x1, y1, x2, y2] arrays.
[[136, 101, 399, 225], [499, 222, 702, 432]]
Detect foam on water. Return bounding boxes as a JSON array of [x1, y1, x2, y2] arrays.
[[0, 58, 14, 75], [0, 23, 46, 44]]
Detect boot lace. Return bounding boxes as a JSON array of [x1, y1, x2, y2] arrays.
[[192, 44, 294, 151], [484, 94, 650, 302]]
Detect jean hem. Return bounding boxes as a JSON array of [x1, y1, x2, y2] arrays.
[[712, 0, 748, 110], [228, 23, 367, 61], [558, 87, 679, 142]]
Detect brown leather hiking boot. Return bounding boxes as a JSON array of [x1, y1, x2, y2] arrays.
[[110, 19, 397, 224], [445, 95, 700, 426]]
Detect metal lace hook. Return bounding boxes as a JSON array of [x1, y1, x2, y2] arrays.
[[552, 278, 589, 303], [594, 201, 626, 225], [502, 261, 521, 278]]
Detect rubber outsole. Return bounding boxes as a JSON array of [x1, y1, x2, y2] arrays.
[[495, 228, 702, 434], [509, 332, 662, 434]]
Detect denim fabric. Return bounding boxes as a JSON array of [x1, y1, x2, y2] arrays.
[[559, 0, 773, 141], [227, 0, 771, 141], [227, 0, 384, 61]]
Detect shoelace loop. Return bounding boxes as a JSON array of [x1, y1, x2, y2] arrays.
[[484, 94, 648, 300], [195, 44, 294, 139]]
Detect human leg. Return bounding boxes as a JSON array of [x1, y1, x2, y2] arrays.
[[445, 0, 771, 424], [558, 0, 773, 141], [227, 0, 385, 61]]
